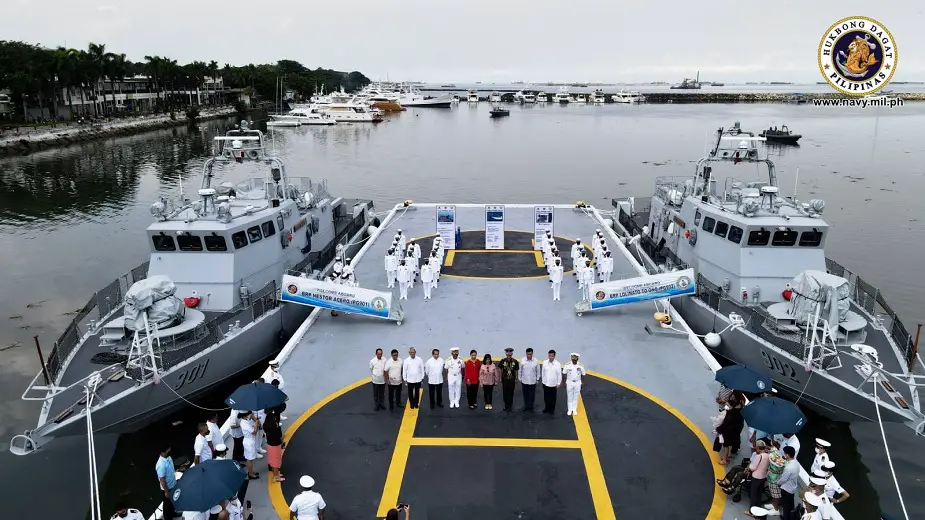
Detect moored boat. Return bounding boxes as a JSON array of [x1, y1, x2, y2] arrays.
[[489, 107, 510, 117], [759, 125, 801, 144]]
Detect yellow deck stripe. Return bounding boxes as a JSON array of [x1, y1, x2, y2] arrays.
[[410, 437, 580, 449], [444, 250, 455, 266], [534, 251, 545, 267], [573, 395, 617, 520], [376, 403, 419, 517]]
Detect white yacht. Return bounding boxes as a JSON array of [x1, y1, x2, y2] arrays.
[[612, 89, 646, 103], [489, 91, 502, 103], [554, 86, 570, 104], [313, 93, 383, 122], [467, 89, 480, 103], [399, 89, 453, 108], [535, 92, 546, 103], [572, 93, 588, 104], [522, 92, 536, 103], [271, 106, 337, 125], [592, 89, 606, 104]]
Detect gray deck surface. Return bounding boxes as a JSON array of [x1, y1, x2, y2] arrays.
[[257, 205, 739, 519]]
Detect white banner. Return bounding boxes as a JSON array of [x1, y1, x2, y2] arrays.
[[534, 206, 554, 250], [485, 205, 505, 249], [436, 205, 457, 250], [587, 268, 696, 309], [281, 275, 393, 318]]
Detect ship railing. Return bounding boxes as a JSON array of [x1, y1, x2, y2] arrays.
[[42, 261, 150, 385], [824, 258, 917, 372], [653, 175, 691, 193]]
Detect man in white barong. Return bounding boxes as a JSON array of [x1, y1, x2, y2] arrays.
[[444, 347, 464, 408], [549, 257, 564, 301], [562, 352, 586, 416], [384, 248, 398, 288]]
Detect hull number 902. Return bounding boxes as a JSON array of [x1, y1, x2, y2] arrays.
[[760, 350, 800, 384]]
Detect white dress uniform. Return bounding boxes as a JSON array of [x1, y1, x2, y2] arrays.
[[411, 242, 422, 272], [570, 242, 583, 274], [420, 263, 435, 299], [549, 261, 564, 300], [396, 262, 413, 299], [578, 264, 595, 299], [445, 353, 465, 407], [396, 232, 407, 254], [207, 420, 223, 453], [563, 358, 586, 415], [225, 498, 245, 520], [240, 417, 257, 461], [599, 254, 614, 282], [332, 258, 344, 278], [385, 251, 398, 288], [289, 490, 326, 520], [393, 241, 403, 260], [811, 440, 830, 475], [111, 508, 144, 520], [428, 254, 441, 287]]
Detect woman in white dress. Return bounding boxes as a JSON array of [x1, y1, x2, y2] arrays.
[[238, 411, 260, 479]]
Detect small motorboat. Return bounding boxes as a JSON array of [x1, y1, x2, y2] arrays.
[[759, 124, 801, 144], [489, 107, 510, 118]]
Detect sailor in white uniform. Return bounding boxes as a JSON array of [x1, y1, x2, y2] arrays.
[[409, 240, 422, 278], [420, 261, 435, 300], [111, 504, 144, 520], [543, 242, 553, 272], [428, 250, 441, 288], [563, 353, 586, 416], [405, 245, 417, 288], [392, 239, 402, 260], [544, 230, 553, 250], [385, 248, 398, 288], [343, 257, 356, 285], [396, 229, 407, 252], [445, 347, 465, 408], [599, 250, 614, 282], [549, 257, 564, 301], [811, 438, 831, 475], [570, 239, 583, 277], [332, 256, 344, 279], [396, 259, 413, 300], [340, 271, 356, 287], [289, 475, 326, 520], [578, 260, 595, 300]]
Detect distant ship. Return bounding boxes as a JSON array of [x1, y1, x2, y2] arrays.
[[670, 71, 701, 90]]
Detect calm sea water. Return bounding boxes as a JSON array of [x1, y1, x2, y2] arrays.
[[1, 102, 923, 518]]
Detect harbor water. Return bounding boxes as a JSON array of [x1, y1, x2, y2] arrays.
[[1, 102, 923, 519]]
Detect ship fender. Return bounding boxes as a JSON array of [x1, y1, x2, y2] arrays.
[[686, 228, 698, 247]]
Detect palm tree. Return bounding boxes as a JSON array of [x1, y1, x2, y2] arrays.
[[86, 42, 112, 116], [207, 60, 219, 105], [144, 55, 165, 111], [51, 47, 78, 120], [107, 53, 128, 113]]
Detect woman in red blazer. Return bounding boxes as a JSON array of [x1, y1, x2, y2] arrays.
[[464, 349, 481, 409]]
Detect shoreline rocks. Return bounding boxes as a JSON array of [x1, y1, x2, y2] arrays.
[[0, 108, 242, 157]]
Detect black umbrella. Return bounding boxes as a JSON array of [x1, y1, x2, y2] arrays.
[[741, 397, 807, 435], [170, 459, 246, 512], [225, 382, 287, 411], [715, 364, 773, 394]]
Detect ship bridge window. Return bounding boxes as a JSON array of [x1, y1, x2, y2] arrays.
[[231, 231, 248, 249], [261, 221, 276, 238], [747, 228, 770, 246], [772, 229, 798, 246], [728, 225, 743, 244], [799, 230, 824, 247], [702, 216, 716, 233], [247, 225, 263, 243], [152, 234, 176, 251], [177, 234, 203, 251], [714, 221, 729, 239], [205, 234, 228, 252]]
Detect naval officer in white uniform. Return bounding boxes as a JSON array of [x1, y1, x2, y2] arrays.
[[570, 239, 584, 277], [599, 250, 614, 282], [563, 353, 586, 416], [549, 257, 563, 301], [420, 261, 435, 300], [445, 347, 465, 408], [811, 438, 831, 475], [289, 475, 326, 520], [384, 248, 398, 288], [396, 260, 412, 300], [111, 503, 144, 520], [428, 250, 441, 288]]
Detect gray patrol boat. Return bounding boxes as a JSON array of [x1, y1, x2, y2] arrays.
[[10, 121, 374, 454], [613, 122, 925, 432]]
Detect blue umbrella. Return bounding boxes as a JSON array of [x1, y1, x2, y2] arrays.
[[225, 382, 287, 411], [715, 364, 773, 394], [170, 459, 246, 512], [741, 397, 807, 435]]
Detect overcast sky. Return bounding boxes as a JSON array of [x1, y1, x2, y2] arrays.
[[3, 0, 922, 83]]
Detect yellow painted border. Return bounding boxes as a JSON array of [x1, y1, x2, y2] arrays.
[[409, 437, 581, 449], [587, 370, 727, 520], [411, 229, 595, 281], [270, 372, 725, 520]]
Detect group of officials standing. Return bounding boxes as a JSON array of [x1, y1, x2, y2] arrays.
[[383, 229, 445, 300], [368, 347, 587, 416], [539, 229, 615, 301]]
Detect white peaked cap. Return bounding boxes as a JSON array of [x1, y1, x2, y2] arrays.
[[804, 492, 823, 506], [815, 438, 831, 447], [269, 359, 280, 365], [749, 506, 769, 517], [214, 443, 227, 452], [570, 352, 580, 357], [809, 476, 827, 486], [822, 461, 835, 469], [300, 475, 315, 488], [450, 347, 459, 352], [210, 505, 224, 514]]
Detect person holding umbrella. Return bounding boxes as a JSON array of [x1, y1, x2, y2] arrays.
[[169, 459, 246, 518], [238, 411, 260, 480]]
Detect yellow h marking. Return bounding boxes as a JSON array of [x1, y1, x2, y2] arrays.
[[444, 250, 455, 266], [574, 396, 616, 520], [376, 404, 419, 517]]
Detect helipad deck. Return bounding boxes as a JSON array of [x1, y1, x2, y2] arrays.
[[252, 205, 735, 519]]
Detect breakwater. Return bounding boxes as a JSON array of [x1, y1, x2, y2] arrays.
[[0, 107, 241, 157], [473, 92, 924, 104]]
